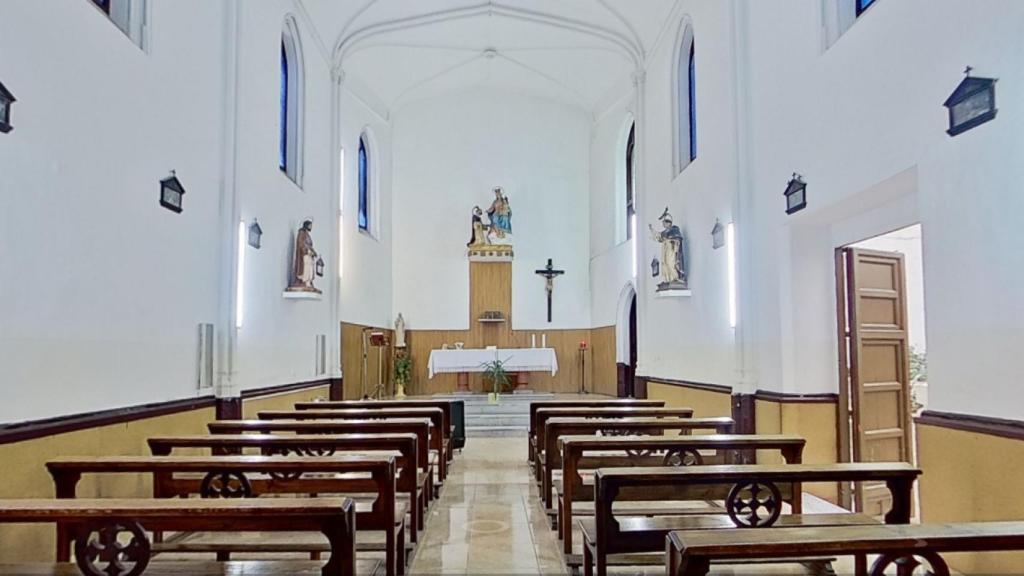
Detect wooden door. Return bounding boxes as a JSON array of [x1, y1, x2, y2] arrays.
[[837, 248, 914, 516], [624, 296, 637, 397]]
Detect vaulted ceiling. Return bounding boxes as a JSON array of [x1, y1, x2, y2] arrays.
[[301, 0, 679, 117]]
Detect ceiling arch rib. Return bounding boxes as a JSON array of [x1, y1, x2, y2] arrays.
[[332, 3, 642, 72]]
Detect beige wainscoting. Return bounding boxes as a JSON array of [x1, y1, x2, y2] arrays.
[[646, 381, 733, 418], [0, 406, 215, 562], [341, 322, 394, 400], [242, 385, 331, 418], [917, 417, 1024, 574], [755, 397, 839, 503]]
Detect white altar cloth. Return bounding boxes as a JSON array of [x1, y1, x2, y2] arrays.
[[427, 348, 558, 378]]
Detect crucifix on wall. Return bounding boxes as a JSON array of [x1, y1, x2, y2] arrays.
[[534, 258, 565, 323]]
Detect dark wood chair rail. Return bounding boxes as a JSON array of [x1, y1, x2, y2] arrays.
[[557, 434, 806, 554], [588, 462, 921, 576], [45, 456, 398, 575], [527, 400, 665, 462], [541, 417, 736, 508], [0, 497, 358, 576], [294, 400, 455, 462], [146, 433, 426, 538], [666, 521, 1024, 576]]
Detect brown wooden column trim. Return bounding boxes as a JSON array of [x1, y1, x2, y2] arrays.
[[215, 397, 242, 420], [633, 375, 648, 399], [916, 410, 1024, 441], [330, 377, 343, 401], [731, 393, 757, 464]]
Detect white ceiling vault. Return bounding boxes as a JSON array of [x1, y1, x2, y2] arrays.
[[299, 0, 679, 119]]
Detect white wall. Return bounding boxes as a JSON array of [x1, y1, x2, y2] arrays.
[[0, 0, 395, 422], [0, 0, 227, 421], [391, 88, 592, 330]]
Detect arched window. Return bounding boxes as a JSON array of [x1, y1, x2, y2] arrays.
[[358, 134, 370, 232], [688, 41, 696, 162], [625, 123, 636, 240], [674, 21, 696, 173], [280, 16, 304, 185]]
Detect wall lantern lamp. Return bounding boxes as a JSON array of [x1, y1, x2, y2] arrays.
[[0, 81, 16, 134], [247, 219, 263, 249], [650, 258, 660, 278], [784, 173, 807, 215], [315, 256, 325, 277], [944, 66, 997, 137], [159, 170, 185, 213], [711, 219, 726, 250]]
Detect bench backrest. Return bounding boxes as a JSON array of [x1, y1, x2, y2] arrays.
[[147, 433, 421, 490], [295, 400, 458, 447], [535, 407, 694, 455], [256, 411, 445, 457], [208, 419, 432, 467], [529, 400, 664, 438]]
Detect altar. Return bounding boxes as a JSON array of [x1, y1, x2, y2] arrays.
[[427, 348, 558, 393]]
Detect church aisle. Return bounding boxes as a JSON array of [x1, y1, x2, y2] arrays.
[[409, 437, 568, 575]]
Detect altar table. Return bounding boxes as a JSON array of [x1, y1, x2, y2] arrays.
[[427, 348, 558, 392]]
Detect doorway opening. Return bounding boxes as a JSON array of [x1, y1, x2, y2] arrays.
[[616, 284, 638, 398], [836, 224, 927, 515]]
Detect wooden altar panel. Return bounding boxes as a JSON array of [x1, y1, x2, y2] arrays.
[[340, 322, 394, 399], [469, 261, 513, 348]]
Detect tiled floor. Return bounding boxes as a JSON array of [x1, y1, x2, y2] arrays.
[[409, 438, 566, 575], [409, 437, 877, 576]]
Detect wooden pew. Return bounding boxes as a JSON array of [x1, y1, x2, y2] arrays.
[[257, 409, 448, 482], [0, 497, 368, 576], [533, 407, 694, 479], [557, 434, 806, 557], [583, 462, 920, 576], [45, 455, 405, 576], [541, 417, 734, 510], [667, 522, 1024, 576], [527, 400, 665, 463], [294, 400, 458, 462], [147, 433, 428, 537], [208, 419, 437, 500]]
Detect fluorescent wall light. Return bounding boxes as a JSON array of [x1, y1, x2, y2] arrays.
[[236, 220, 246, 329], [631, 214, 638, 278], [727, 222, 737, 328], [338, 148, 345, 279]]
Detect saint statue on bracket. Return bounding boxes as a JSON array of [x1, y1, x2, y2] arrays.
[[466, 186, 514, 261], [287, 219, 323, 294], [649, 207, 688, 292]]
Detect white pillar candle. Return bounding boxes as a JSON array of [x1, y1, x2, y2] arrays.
[[542, 334, 547, 348], [531, 334, 536, 348]]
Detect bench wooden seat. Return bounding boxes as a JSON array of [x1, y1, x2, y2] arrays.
[[556, 434, 806, 554], [257, 409, 447, 482], [45, 455, 404, 576], [147, 433, 428, 537], [583, 462, 920, 576], [0, 498, 359, 576], [207, 419, 437, 502], [666, 521, 1024, 576], [527, 400, 665, 463], [295, 400, 457, 462], [0, 560, 386, 576]]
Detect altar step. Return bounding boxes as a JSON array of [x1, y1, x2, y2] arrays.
[[438, 392, 552, 438]]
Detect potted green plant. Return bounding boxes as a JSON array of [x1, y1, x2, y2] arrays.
[[393, 352, 412, 400], [480, 358, 511, 404]]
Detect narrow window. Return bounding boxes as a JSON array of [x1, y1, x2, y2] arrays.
[[358, 136, 369, 232], [856, 0, 876, 17], [280, 17, 304, 185], [279, 41, 288, 172], [688, 41, 697, 162], [625, 123, 636, 240]]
